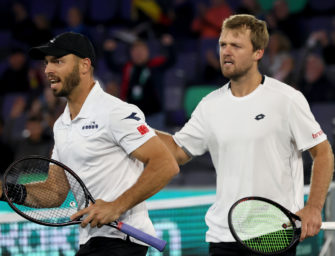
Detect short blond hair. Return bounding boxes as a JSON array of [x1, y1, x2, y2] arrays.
[[222, 14, 269, 51]]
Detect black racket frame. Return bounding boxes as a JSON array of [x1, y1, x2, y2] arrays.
[[228, 196, 301, 255]]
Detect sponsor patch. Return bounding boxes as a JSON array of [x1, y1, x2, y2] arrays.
[[137, 125, 149, 135], [312, 130, 324, 139]]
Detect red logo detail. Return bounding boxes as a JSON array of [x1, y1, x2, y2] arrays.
[[312, 130, 324, 139], [137, 125, 149, 135]]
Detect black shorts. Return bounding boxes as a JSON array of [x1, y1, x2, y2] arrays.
[[209, 241, 297, 256], [75, 236, 148, 256]]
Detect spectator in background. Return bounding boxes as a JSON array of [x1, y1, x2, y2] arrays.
[[9, 1, 35, 46], [131, 0, 172, 38], [307, 28, 335, 66], [31, 14, 53, 46], [203, 48, 228, 85], [191, 0, 232, 39], [65, 7, 90, 37], [260, 31, 295, 85], [266, 0, 306, 49], [0, 48, 31, 95], [0, 117, 14, 176], [2, 96, 27, 146], [298, 53, 335, 103], [13, 114, 53, 160], [235, 0, 264, 19], [103, 34, 176, 129], [169, 0, 196, 40], [41, 87, 66, 128]]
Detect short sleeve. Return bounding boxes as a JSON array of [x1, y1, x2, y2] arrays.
[[109, 104, 156, 154], [289, 91, 327, 151], [173, 101, 208, 156]]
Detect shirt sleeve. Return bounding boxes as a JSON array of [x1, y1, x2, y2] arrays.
[[109, 104, 156, 154], [289, 91, 327, 151], [173, 100, 208, 156]]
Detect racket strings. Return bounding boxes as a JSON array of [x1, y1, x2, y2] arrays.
[[231, 200, 294, 253], [5, 158, 86, 225]]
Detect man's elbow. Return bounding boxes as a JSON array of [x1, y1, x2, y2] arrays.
[[171, 161, 180, 177], [163, 156, 180, 180]]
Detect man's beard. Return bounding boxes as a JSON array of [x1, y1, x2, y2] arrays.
[[222, 64, 252, 81], [54, 63, 80, 97]]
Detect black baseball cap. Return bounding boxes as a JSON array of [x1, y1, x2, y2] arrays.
[[29, 32, 96, 67]]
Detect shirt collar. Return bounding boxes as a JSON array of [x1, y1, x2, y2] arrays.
[[61, 81, 103, 125]]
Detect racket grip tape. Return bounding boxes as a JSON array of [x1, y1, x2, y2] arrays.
[[1, 183, 27, 205], [117, 222, 167, 252]]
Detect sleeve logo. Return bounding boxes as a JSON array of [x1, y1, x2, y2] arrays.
[[312, 130, 324, 139], [137, 125, 149, 135], [123, 112, 141, 121]]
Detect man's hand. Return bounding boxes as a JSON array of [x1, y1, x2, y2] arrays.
[[70, 199, 122, 228], [295, 205, 322, 241]]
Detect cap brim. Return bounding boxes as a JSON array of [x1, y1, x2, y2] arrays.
[[28, 45, 69, 60]]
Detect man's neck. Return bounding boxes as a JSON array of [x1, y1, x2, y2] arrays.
[[68, 79, 95, 120], [230, 71, 263, 97]]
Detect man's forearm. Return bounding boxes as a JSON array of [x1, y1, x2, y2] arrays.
[[113, 155, 179, 215], [25, 182, 69, 208], [112, 137, 179, 215], [307, 142, 334, 210]]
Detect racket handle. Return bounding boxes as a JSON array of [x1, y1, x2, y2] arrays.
[[321, 222, 335, 230], [117, 222, 167, 252]]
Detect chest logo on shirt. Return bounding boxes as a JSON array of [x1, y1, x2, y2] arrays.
[[123, 112, 141, 121], [255, 114, 265, 121], [82, 121, 99, 130]]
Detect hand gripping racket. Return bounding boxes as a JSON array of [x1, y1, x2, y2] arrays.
[[228, 196, 335, 255], [1, 155, 166, 252]]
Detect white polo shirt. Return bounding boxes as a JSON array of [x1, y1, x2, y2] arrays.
[[173, 76, 327, 242], [51, 82, 156, 245]]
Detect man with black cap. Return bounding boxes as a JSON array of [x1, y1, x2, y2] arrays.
[[26, 32, 179, 255]]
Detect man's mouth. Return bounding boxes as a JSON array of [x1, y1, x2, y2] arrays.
[[49, 77, 61, 88], [223, 60, 234, 65]]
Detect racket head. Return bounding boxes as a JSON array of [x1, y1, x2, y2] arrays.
[[2, 155, 92, 227], [228, 196, 301, 255]]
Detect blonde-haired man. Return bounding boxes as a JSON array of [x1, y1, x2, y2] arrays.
[[156, 14, 334, 255]]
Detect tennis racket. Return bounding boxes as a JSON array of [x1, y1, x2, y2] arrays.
[[1, 155, 166, 252], [228, 196, 335, 255]]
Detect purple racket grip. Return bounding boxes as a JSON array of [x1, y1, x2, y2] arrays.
[[117, 222, 167, 252]]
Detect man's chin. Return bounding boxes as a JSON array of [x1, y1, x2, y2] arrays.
[[53, 90, 67, 98]]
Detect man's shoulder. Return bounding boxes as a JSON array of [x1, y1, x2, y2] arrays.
[[263, 76, 301, 99], [200, 84, 229, 104]]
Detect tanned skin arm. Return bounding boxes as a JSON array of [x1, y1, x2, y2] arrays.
[[155, 130, 191, 165], [70, 136, 179, 228], [296, 140, 334, 241], [0, 164, 70, 208]]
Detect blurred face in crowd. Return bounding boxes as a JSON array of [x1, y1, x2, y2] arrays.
[[67, 7, 82, 27], [9, 51, 26, 70], [130, 42, 150, 66], [305, 54, 325, 83], [26, 119, 43, 141], [219, 28, 262, 80], [273, 0, 289, 20], [44, 54, 81, 97]]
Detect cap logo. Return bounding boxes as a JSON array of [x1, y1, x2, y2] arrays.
[[50, 38, 56, 43]]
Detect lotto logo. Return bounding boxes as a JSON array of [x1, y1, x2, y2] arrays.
[[137, 125, 149, 135]]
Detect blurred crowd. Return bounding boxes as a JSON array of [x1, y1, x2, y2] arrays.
[[0, 0, 335, 174]]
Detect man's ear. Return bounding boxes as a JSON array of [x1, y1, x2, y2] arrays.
[[254, 49, 264, 61], [80, 58, 92, 74]]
